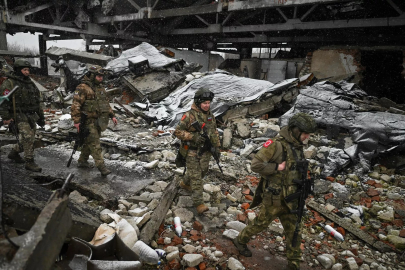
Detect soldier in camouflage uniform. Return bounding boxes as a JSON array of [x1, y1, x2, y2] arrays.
[[71, 65, 117, 176], [174, 88, 221, 214], [0, 59, 45, 172], [232, 113, 317, 270]]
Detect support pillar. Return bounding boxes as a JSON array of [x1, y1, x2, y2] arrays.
[[38, 34, 48, 76], [0, 21, 7, 50]]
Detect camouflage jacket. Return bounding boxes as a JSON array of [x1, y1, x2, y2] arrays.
[[174, 103, 220, 156], [0, 72, 44, 122], [71, 76, 114, 124], [250, 126, 305, 209]]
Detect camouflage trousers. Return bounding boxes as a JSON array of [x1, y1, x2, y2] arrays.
[[184, 151, 211, 206], [13, 121, 36, 160], [78, 123, 104, 168], [237, 192, 302, 266]]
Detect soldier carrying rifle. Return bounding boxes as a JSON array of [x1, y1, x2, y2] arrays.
[[232, 112, 317, 270], [0, 59, 45, 172], [71, 65, 117, 176], [174, 88, 221, 214]]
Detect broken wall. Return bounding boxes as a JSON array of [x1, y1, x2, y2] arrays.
[[165, 48, 224, 72], [309, 49, 363, 82]]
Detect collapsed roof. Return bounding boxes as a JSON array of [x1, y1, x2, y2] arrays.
[[144, 70, 298, 127]]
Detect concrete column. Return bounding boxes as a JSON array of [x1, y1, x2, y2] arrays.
[[0, 21, 7, 50], [38, 34, 48, 75]]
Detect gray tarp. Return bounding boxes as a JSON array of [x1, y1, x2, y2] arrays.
[[145, 70, 298, 127], [105, 42, 182, 73], [280, 80, 405, 175]]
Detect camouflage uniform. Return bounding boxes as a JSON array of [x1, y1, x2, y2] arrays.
[[0, 59, 44, 172], [174, 102, 220, 209], [234, 113, 317, 270], [71, 66, 115, 175]]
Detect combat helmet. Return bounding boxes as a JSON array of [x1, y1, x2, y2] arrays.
[[14, 59, 32, 69], [194, 87, 214, 104], [88, 65, 106, 75], [288, 112, 317, 133]]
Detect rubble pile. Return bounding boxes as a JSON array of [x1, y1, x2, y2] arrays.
[[61, 105, 405, 269]]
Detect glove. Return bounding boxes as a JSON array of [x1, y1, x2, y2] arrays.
[[192, 133, 205, 145], [37, 118, 45, 127]]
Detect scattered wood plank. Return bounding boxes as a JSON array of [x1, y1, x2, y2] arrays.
[[140, 178, 179, 245]]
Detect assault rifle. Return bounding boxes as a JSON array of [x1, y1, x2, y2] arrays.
[[191, 121, 223, 174], [284, 159, 313, 247], [67, 113, 89, 167]]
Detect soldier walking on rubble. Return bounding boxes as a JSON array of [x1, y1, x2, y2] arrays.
[[174, 88, 221, 214], [71, 65, 117, 176], [232, 113, 317, 270], [0, 59, 45, 172]]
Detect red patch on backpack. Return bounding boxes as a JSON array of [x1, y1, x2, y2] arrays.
[[263, 139, 273, 148], [181, 114, 186, 121], [3, 89, 10, 95]]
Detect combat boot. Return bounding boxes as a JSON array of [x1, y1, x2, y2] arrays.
[[287, 261, 300, 270], [8, 149, 25, 163], [232, 238, 252, 257], [77, 160, 94, 168], [25, 159, 42, 172], [179, 181, 192, 191], [196, 204, 209, 214], [98, 165, 111, 176]]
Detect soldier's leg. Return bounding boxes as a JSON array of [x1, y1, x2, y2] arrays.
[[237, 192, 280, 244], [86, 125, 110, 176], [185, 155, 204, 207], [78, 143, 91, 163], [18, 122, 41, 172], [279, 207, 302, 269], [200, 152, 211, 178]]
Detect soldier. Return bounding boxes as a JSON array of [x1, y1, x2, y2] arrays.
[[71, 65, 117, 176], [174, 88, 220, 214], [232, 113, 317, 270], [0, 59, 45, 172]]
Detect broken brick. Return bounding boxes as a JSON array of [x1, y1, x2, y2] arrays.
[[371, 196, 380, 202], [337, 227, 345, 236], [172, 236, 183, 245], [186, 268, 197, 270], [241, 203, 250, 210], [193, 221, 203, 231], [199, 262, 207, 270], [190, 230, 199, 236], [242, 188, 251, 195], [400, 229, 405, 238], [324, 193, 334, 200], [237, 213, 247, 222], [245, 195, 253, 201], [393, 219, 404, 227], [326, 176, 335, 182], [167, 259, 181, 270], [367, 188, 380, 197]]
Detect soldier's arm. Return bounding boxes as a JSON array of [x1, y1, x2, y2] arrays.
[[174, 112, 194, 141], [71, 85, 87, 124], [251, 140, 283, 176], [0, 80, 13, 120]]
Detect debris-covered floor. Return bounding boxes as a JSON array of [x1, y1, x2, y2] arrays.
[[2, 42, 405, 270]]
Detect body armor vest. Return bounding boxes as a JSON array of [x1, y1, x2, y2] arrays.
[[265, 137, 304, 210], [82, 85, 110, 131]]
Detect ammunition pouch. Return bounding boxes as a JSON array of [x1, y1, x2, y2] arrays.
[[96, 113, 109, 132]]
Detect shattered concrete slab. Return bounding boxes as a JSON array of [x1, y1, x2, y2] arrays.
[[122, 71, 185, 103], [46, 47, 114, 66]]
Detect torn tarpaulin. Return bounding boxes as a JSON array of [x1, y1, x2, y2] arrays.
[[280, 80, 405, 175], [144, 70, 298, 127]]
